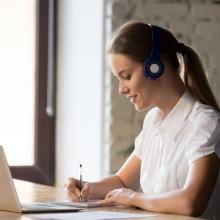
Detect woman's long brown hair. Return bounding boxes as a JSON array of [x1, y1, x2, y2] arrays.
[[107, 21, 219, 111]]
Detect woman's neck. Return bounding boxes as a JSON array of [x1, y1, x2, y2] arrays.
[[156, 78, 186, 118]]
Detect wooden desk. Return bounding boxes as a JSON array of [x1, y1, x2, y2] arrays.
[[0, 180, 204, 220]]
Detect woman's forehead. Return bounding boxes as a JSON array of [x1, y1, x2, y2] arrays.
[[109, 54, 137, 67]]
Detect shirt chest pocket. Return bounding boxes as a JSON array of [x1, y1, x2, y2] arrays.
[[153, 164, 179, 194]]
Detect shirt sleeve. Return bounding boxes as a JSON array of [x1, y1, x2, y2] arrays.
[[185, 114, 220, 164]]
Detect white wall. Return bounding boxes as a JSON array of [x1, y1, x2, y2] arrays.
[[56, 0, 104, 186]]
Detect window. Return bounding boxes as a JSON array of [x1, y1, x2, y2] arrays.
[[0, 0, 56, 185]]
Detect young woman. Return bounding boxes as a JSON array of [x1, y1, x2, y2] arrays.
[[65, 21, 220, 218]]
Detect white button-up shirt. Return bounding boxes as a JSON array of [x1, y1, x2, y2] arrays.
[[134, 90, 220, 219]]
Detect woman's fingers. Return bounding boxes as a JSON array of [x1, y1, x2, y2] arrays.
[[105, 191, 113, 199], [101, 188, 133, 206], [98, 195, 116, 206], [67, 191, 80, 201], [65, 177, 81, 201], [65, 177, 77, 190], [81, 182, 90, 201], [65, 177, 93, 201], [105, 188, 121, 199]]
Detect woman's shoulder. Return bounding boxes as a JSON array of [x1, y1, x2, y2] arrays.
[[190, 101, 220, 123], [191, 101, 220, 119]]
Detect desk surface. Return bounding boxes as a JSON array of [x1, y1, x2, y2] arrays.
[[0, 179, 204, 220]]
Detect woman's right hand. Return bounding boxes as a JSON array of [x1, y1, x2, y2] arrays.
[[65, 177, 90, 201]]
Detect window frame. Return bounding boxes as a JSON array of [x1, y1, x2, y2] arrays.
[[10, 0, 56, 186]]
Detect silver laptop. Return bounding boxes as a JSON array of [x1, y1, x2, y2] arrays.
[[0, 145, 82, 213]]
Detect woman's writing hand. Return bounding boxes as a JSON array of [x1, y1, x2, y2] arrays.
[[65, 177, 90, 201]]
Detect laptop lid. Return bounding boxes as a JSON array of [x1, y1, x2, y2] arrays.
[[0, 145, 22, 213], [0, 145, 81, 213]]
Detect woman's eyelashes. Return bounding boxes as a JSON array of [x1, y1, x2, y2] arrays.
[[120, 72, 131, 80]]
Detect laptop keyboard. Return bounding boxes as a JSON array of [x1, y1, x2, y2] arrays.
[[22, 203, 77, 210]]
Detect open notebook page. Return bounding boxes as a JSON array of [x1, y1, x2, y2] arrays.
[[49, 200, 113, 208]]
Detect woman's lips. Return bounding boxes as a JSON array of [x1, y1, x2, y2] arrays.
[[130, 96, 137, 104]]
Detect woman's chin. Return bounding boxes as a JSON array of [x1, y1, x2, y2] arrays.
[[134, 103, 150, 112], [134, 104, 145, 111]]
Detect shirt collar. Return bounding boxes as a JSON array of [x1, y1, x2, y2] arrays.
[[159, 90, 196, 140]]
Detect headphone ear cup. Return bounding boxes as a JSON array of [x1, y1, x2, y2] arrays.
[[144, 58, 164, 80], [144, 24, 164, 80]]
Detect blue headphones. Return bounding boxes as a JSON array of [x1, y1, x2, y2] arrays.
[[144, 25, 164, 80]]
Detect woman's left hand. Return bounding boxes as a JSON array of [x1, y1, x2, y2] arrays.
[[99, 188, 137, 207]]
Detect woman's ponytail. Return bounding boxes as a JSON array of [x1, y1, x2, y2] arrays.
[[182, 45, 220, 111]]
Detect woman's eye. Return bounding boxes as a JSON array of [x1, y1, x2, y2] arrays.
[[121, 73, 131, 80]]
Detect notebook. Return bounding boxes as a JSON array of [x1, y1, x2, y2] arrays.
[[0, 145, 82, 213], [49, 200, 113, 208]]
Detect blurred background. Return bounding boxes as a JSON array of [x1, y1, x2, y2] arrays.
[[0, 0, 219, 187]]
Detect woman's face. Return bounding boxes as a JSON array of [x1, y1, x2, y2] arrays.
[[109, 53, 158, 111]]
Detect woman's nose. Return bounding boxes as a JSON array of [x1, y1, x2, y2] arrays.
[[119, 83, 129, 95]]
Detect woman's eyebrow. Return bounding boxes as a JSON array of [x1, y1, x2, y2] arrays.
[[117, 69, 130, 76]]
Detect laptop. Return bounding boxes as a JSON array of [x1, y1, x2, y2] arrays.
[[0, 145, 82, 213]]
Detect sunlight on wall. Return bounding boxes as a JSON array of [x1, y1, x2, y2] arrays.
[[56, 0, 104, 186]]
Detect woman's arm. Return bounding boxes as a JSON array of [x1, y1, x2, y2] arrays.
[[86, 175, 125, 200], [116, 152, 141, 190], [102, 153, 219, 216], [88, 152, 141, 199]]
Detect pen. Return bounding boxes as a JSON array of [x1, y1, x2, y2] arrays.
[[79, 164, 83, 201]]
